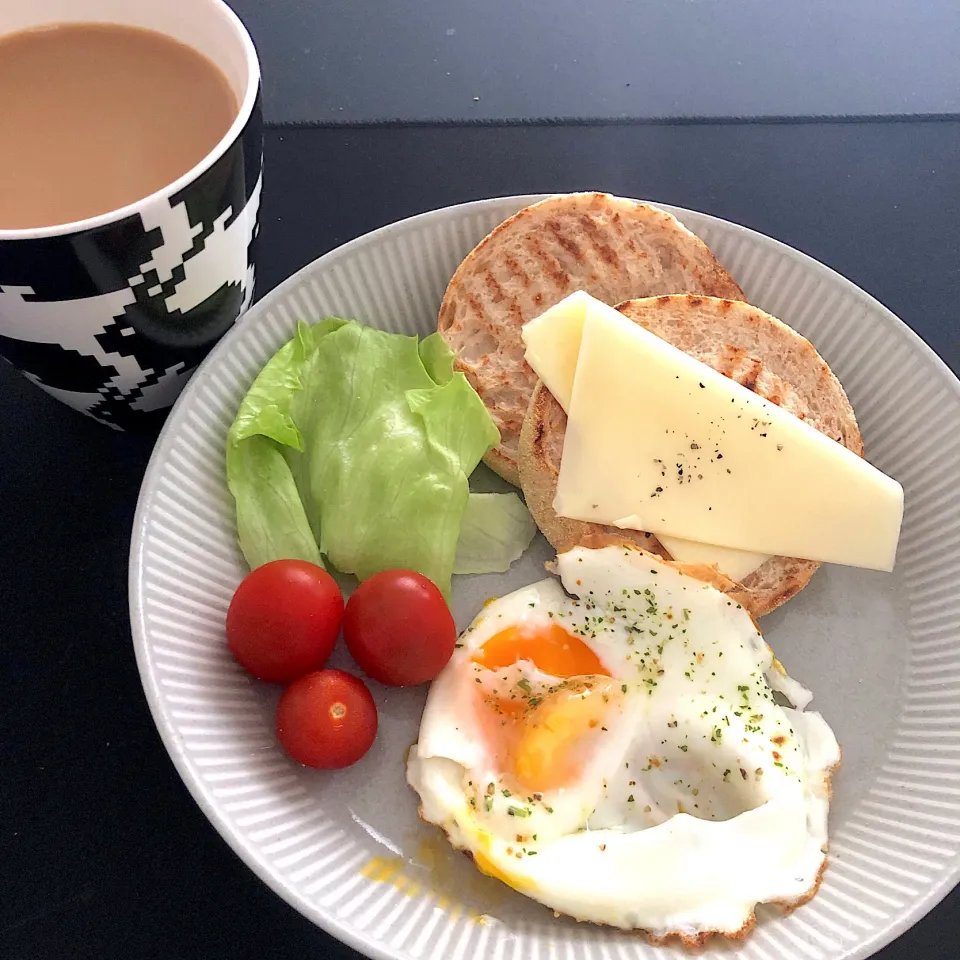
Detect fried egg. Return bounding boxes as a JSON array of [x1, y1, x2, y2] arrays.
[[406, 544, 840, 942]]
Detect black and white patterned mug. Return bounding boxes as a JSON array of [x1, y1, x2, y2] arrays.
[[0, 0, 262, 431]]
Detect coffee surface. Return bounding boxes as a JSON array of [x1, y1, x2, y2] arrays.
[[0, 23, 238, 229]]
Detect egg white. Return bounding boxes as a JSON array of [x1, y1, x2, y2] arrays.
[[407, 544, 840, 941]]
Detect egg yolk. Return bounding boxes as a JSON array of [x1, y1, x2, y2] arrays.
[[472, 624, 616, 793], [513, 677, 619, 792], [473, 623, 610, 678]]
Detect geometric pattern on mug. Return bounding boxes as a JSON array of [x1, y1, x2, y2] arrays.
[[0, 171, 260, 429]]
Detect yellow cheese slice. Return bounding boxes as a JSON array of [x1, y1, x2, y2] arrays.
[[526, 293, 903, 571], [521, 290, 591, 413], [523, 293, 770, 580], [653, 534, 770, 582]]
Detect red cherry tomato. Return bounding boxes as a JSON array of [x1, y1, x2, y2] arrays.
[[276, 669, 378, 769], [226, 559, 343, 684], [343, 569, 456, 686]]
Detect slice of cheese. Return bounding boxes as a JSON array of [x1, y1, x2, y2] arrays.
[[530, 294, 902, 571], [653, 534, 770, 582], [524, 293, 772, 582], [521, 290, 591, 413]]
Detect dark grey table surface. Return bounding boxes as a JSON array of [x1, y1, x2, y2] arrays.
[[3, 118, 959, 959], [229, 0, 960, 123]]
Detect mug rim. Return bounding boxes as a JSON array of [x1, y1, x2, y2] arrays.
[[0, 0, 260, 242]]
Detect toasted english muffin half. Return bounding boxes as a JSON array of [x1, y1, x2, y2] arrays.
[[437, 193, 744, 485], [518, 295, 863, 618]]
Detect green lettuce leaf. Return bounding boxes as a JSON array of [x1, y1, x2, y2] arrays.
[[418, 331, 455, 384], [226, 435, 323, 569], [225, 317, 349, 570], [454, 493, 538, 574], [229, 317, 349, 450], [287, 322, 499, 594], [226, 318, 500, 595]]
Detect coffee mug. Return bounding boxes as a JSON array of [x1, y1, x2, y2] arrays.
[[0, 0, 261, 430]]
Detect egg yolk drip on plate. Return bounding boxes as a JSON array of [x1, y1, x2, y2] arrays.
[[406, 544, 840, 941]]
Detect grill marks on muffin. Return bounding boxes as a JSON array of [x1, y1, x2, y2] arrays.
[[437, 194, 746, 485]]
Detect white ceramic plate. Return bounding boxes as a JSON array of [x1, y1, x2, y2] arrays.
[[130, 196, 960, 960]]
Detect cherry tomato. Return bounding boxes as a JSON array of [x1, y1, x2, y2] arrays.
[[343, 569, 456, 686], [276, 669, 378, 769], [226, 559, 343, 684]]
